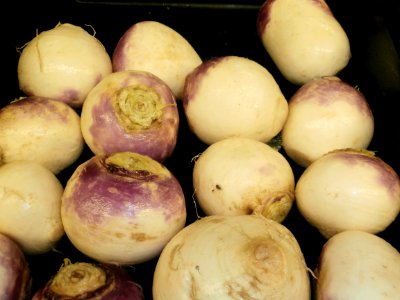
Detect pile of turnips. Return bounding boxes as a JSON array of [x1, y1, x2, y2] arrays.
[[0, 0, 400, 299]]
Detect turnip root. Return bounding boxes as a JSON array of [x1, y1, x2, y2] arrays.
[[80, 70, 179, 162], [32, 259, 144, 299], [17, 23, 112, 107], [257, 0, 351, 85], [112, 20, 202, 99], [0, 161, 64, 254], [0, 233, 31, 300], [315, 230, 400, 299], [193, 137, 295, 223], [295, 149, 400, 239], [0, 96, 84, 174], [282, 76, 374, 168], [182, 55, 288, 145], [61, 151, 186, 265], [153, 214, 311, 300]]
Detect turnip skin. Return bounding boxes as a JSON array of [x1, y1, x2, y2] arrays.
[[80, 70, 179, 162], [112, 20, 202, 99], [0, 161, 64, 255], [17, 23, 112, 107], [193, 137, 295, 223], [0, 233, 31, 300], [182, 55, 288, 145], [32, 260, 144, 299], [257, 0, 351, 85], [295, 149, 400, 239], [153, 214, 311, 300], [315, 230, 400, 299], [282, 76, 374, 168], [0, 96, 84, 174], [61, 152, 187, 265]]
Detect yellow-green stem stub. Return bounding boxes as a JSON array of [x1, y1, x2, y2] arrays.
[[113, 84, 164, 130]]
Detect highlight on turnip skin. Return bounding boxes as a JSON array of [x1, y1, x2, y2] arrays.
[[281, 76, 374, 168], [0, 161, 65, 255], [80, 70, 179, 162], [0, 233, 31, 300], [182, 55, 288, 145], [257, 0, 351, 85], [153, 214, 311, 300], [315, 230, 400, 299], [295, 149, 400, 239], [17, 23, 112, 107], [0, 96, 84, 174], [193, 137, 295, 223], [32, 259, 144, 300], [61, 151, 187, 266], [112, 20, 202, 99]]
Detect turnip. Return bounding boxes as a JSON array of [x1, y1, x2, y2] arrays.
[[295, 149, 400, 239], [17, 23, 112, 107], [0, 233, 31, 300], [281, 76, 374, 168], [112, 20, 202, 99], [257, 0, 351, 85], [153, 214, 311, 299], [182, 55, 288, 145], [193, 137, 295, 223], [0, 96, 84, 174], [80, 70, 179, 162], [0, 161, 64, 255], [32, 259, 144, 299], [61, 151, 186, 265], [315, 230, 400, 299]]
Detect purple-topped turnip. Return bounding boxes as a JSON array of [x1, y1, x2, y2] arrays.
[[0, 160, 64, 255], [182, 55, 288, 145], [281, 76, 374, 168], [0, 96, 84, 174], [80, 70, 179, 162], [61, 151, 187, 265], [32, 259, 144, 299], [17, 23, 112, 107], [257, 0, 351, 85], [0, 233, 31, 300], [112, 20, 202, 99]]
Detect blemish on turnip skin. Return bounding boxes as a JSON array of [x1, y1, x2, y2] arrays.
[[256, 0, 275, 36]]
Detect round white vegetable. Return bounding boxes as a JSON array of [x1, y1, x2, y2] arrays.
[[61, 151, 186, 265], [193, 137, 295, 222], [295, 149, 400, 238], [257, 0, 351, 85], [0, 96, 84, 174], [153, 214, 311, 300], [0, 161, 64, 255], [182, 55, 288, 145], [17, 23, 112, 107], [281, 76, 374, 168], [112, 20, 202, 99], [315, 230, 400, 299]]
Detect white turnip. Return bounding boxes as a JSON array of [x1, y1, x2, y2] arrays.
[[0, 161, 64, 254], [295, 149, 400, 238], [182, 55, 288, 145], [281, 76, 374, 168], [315, 230, 400, 299], [0, 96, 84, 174], [153, 214, 311, 300], [61, 151, 186, 265], [17, 23, 112, 107], [257, 0, 351, 85], [80, 70, 179, 162], [193, 137, 295, 222], [112, 20, 202, 99], [0, 233, 31, 300]]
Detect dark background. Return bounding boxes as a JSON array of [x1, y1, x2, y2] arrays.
[[2, 0, 400, 298]]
